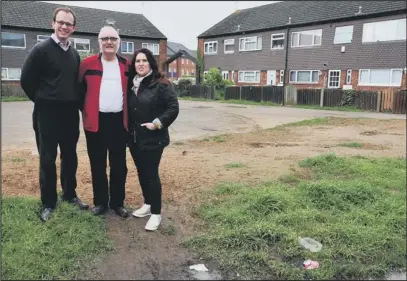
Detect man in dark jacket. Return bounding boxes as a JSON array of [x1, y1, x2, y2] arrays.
[[21, 6, 89, 222]]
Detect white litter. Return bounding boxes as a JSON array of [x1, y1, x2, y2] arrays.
[[189, 264, 209, 272]]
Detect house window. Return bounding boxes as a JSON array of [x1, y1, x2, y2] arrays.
[[1, 68, 22, 80], [289, 70, 319, 83], [204, 41, 217, 54], [346, 69, 352, 84], [1, 32, 26, 48], [328, 70, 341, 88], [224, 39, 235, 54], [334, 25, 354, 44], [68, 38, 90, 52], [182, 69, 185, 75], [37, 35, 51, 43], [238, 71, 260, 83], [358, 69, 403, 86], [222, 71, 229, 80], [291, 29, 322, 47], [279, 70, 285, 84], [182, 59, 184, 64], [239, 36, 262, 51], [271, 33, 284, 49], [142, 43, 159, 55], [362, 18, 406, 43], [121, 41, 134, 54]]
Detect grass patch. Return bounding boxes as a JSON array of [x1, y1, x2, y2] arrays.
[[219, 99, 280, 107], [160, 224, 176, 236], [225, 162, 245, 168], [1, 197, 113, 280], [10, 157, 25, 163], [173, 141, 185, 145], [201, 136, 225, 143], [1, 96, 29, 102], [338, 142, 363, 148], [276, 117, 332, 128], [295, 104, 361, 112], [184, 154, 406, 280]]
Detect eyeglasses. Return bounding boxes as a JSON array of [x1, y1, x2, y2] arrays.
[[55, 20, 74, 28], [99, 37, 118, 42]]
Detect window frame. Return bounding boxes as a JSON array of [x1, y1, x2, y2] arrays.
[[221, 71, 229, 80], [121, 41, 134, 54], [239, 36, 262, 52], [224, 39, 235, 54], [1, 67, 22, 81], [238, 70, 261, 83], [142, 43, 160, 55], [72, 38, 91, 52], [204, 41, 218, 55], [1, 32, 26, 49], [362, 18, 406, 43], [271, 33, 285, 50], [346, 69, 352, 84], [358, 69, 403, 86], [328, 70, 341, 89], [291, 29, 322, 48], [37, 35, 51, 43], [289, 70, 320, 84], [333, 25, 354, 44]]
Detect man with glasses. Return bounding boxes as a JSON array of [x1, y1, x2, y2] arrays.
[[78, 26, 130, 218], [21, 7, 89, 222]]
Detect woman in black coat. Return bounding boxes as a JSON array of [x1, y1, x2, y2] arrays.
[[126, 48, 179, 231]]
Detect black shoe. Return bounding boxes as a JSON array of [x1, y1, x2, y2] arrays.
[[62, 197, 89, 210], [91, 205, 107, 216], [40, 207, 54, 222], [111, 206, 129, 218]]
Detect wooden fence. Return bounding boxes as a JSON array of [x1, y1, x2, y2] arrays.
[[297, 88, 321, 106], [188, 85, 216, 99], [393, 90, 406, 114], [1, 83, 26, 97], [224, 86, 284, 103]]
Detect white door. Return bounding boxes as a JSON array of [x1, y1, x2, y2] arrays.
[[267, 70, 277, 85]]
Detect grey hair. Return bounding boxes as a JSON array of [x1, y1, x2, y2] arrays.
[[98, 25, 121, 53]]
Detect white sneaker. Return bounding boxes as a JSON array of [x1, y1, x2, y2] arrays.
[[132, 204, 151, 217], [145, 214, 162, 231]]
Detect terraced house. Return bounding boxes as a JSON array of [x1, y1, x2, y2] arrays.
[[197, 1, 406, 91], [1, 1, 167, 84]]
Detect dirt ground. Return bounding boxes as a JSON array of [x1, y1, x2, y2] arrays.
[[2, 118, 406, 280]]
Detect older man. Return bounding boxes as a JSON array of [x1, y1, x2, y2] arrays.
[[78, 26, 130, 217], [21, 6, 89, 222]]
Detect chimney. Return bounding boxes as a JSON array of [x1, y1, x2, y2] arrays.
[[237, 24, 241, 31], [287, 17, 292, 25]]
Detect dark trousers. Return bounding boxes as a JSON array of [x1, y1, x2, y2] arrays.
[[85, 112, 128, 208], [33, 102, 80, 209], [129, 144, 164, 214]]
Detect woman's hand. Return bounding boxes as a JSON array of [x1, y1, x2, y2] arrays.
[[141, 122, 157, 130]]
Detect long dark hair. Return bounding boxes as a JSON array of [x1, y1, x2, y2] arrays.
[[127, 48, 162, 83]]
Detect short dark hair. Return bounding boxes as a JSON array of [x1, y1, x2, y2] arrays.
[[53, 7, 77, 26], [128, 48, 162, 81]]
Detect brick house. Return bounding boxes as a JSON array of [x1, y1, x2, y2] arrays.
[[197, 1, 406, 91], [1, 1, 168, 84], [167, 41, 197, 81]]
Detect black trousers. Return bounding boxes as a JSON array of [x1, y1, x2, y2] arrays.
[[33, 101, 80, 209], [85, 112, 128, 208], [129, 144, 164, 214]]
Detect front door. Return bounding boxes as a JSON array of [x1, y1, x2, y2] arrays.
[[267, 70, 277, 85]]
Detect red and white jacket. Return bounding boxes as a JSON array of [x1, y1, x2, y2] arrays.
[[78, 53, 129, 132]]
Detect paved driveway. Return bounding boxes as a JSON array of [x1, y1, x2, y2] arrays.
[[1, 100, 405, 151]]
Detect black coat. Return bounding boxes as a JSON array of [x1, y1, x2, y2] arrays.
[[127, 73, 179, 151]]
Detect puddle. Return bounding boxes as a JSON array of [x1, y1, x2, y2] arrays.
[[192, 106, 213, 109], [188, 269, 222, 280], [201, 127, 218, 131]]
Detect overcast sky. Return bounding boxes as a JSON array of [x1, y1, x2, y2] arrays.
[[44, 1, 278, 50]]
